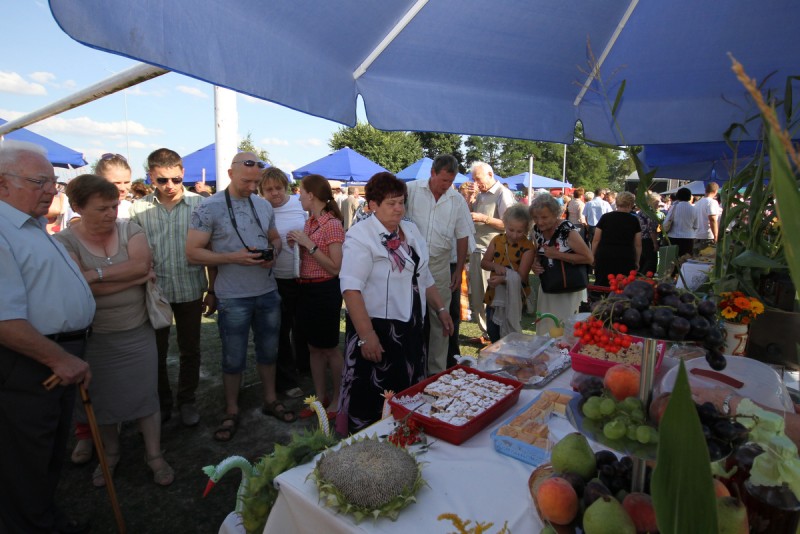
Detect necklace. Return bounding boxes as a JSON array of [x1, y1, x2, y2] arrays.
[[102, 244, 113, 265]]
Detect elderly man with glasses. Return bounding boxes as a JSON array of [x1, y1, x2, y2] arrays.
[[129, 148, 216, 426], [0, 141, 95, 533], [186, 152, 294, 442]]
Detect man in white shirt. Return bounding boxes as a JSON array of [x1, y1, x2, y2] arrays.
[[583, 187, 612, 245], [693, 182, 722, 252], [467, 162, 516, 344], [406, 155, 474, 374]]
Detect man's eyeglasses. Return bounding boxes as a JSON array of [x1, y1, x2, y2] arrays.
[[101, 153, 128, 162], [156, 177, 183, 185], [232, 160, 267, 169], [2, 172, 58, 190]]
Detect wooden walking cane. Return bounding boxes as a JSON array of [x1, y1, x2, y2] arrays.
[[44, 374, 127, 534]]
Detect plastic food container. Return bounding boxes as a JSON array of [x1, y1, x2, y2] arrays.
[[569, 336, 666, 377], [490, 388, 577, 467], [388, 365, 523, 445]]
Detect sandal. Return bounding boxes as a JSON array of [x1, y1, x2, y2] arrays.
[[92, 452, 120, 488], [213, 413, 239, 442], [261, 400, 297, 423], [71, 439, 94, 465], [145, 452, 175, 487]]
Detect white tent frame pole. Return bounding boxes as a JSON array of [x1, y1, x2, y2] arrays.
[[527, 155, 534, 205], [562, 143, 567, 193], [0, 64, 168, 136], [573, 0, 639, 106], [353, 0, 429, 80]]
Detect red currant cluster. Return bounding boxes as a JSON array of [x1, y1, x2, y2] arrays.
[[573, 318, 634, 354], [387, 418, 423, 448], [607, 270, 656, 294]]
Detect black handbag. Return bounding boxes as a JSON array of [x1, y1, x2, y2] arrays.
[[539, 223, 588, 294]]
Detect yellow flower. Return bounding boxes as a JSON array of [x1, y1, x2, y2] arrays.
[[721, 306, 738, 319], [751, 300, 765, 314]]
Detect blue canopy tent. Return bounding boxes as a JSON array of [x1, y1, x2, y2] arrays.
[[505, 172, 571, 191], [50, 1, 800, 148], [292, 147, 388, 182], [640, 142, 762, 182], [182, 143, 216, 185], [396, 157, 467, 183], [0, 117, 87, 169]]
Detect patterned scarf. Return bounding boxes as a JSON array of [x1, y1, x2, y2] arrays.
[[380, 231, 407, 272]]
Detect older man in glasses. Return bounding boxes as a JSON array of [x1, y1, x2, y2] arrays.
[[129, 148, 215, 427], [0, 141, 94, 533], [187, 152, 294, 442]]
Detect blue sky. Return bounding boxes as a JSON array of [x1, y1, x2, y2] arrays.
[[2, 1, 354, 178]]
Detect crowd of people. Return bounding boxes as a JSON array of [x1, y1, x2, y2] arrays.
[[1, 138, 729, 532]]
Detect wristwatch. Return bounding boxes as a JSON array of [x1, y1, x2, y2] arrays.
[[308, 245, 318, 255], [436, 307, 447, 315]]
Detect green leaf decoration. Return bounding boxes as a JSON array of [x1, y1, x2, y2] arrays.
[[731, 249, 788, 269], [767, 129, 800, 301], [651, 361, 718, 534], [612, 79, 627, 116]]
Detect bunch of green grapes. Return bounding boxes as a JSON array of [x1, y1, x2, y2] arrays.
[[582, 395, 658, 445]]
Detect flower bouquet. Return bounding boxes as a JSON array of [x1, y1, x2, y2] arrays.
[[718, 292, 765, 325]]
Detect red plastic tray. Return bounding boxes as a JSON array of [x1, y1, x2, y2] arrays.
[[389, 365, 523, 445], [569, 336, 666, 377]]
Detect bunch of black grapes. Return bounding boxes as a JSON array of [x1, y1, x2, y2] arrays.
[[592, 280, 727, 370], [696, 402, 749, 461]]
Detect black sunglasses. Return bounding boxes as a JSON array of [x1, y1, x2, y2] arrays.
[[233, 160, 267, 169], [156, 177, 183, 185], [101, 153, 128, 162]]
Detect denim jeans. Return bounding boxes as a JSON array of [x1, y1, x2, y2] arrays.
[[217, 290, 281, 374]]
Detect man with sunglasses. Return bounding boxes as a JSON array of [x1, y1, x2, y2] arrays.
[[187, 152, 295, 441], [130, 148, 214, 427], [0, 141, 94, 533]]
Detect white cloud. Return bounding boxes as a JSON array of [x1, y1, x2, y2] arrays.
[[296, 138, 323, 148], [176, 85, 208, 99], [124, 140, 148, 149], [261, 137, 290, 146], [29, 71, 56, 84], [62, 80, 77, 90], [39, 115, 161, 138], [0, 71, 46, 95], [240, 94, 278, 107]]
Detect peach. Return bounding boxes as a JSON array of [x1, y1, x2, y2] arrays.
[[622, 492, 658, 534], [604, 364, 641, 401], [713, 478, 731, 498], [536, 476, 578, 525]]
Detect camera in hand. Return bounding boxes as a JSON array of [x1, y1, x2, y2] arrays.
[[249, 247, 274, 261]]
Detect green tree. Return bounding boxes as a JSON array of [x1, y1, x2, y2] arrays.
[[238, 132, 271, 163], [329, 122, 422, 173], [412, 132, 465, 171]]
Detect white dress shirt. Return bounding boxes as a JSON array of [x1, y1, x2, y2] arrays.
[[406, 178, 474, 258], [340, 215, 435, 322], [665, 201, 699, 239]]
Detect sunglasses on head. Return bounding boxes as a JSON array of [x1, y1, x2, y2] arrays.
[[233, 160, 267, 169], [101, 153, 128, 162], [156, 177, 183, 185]]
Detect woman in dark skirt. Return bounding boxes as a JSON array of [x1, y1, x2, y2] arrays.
[[336, 173, 453, 434], [591, 191, 642, 286]]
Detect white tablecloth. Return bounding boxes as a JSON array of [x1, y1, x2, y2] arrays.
[[256, 371, 575, 534]]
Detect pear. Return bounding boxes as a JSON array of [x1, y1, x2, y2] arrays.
[[716, 496, 748, 534], [551, 433, 597, 481], [583, 495, 636, 534]]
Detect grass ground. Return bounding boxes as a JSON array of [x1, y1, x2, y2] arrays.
[[55, 295, 542, 533]]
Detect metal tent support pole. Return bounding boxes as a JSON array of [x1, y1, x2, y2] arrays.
[[631, 336, 658, 493]]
